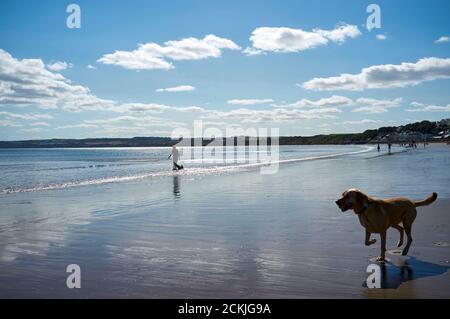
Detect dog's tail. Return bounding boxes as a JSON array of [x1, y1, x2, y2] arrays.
[[414, 192, 437, 207]]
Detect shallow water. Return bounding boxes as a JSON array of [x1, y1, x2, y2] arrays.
[[0, 145, 449, 298], [0, 145, 369, 194]]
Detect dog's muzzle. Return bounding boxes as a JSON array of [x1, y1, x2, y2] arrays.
[[336, 199, 350, 212]]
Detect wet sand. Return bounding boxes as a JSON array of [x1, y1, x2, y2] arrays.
[[0, 147, 449, 298]]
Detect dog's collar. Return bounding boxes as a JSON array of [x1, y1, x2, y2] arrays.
[[355, 202, 370, 215]]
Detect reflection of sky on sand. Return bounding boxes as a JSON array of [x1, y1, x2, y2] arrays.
[[0, 146, 449, 297], [0, 194, 93, 263]]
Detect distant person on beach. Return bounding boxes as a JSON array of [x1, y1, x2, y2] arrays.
[[168, 146, 183, 171], [388, 143, 392, 154], [377, 144, 380, 152]]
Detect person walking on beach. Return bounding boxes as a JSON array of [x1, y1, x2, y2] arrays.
[[388, 143, 392, 154], [168, 145, 183, 171], [377, 143, 380, 152]]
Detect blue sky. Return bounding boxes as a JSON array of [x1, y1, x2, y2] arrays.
[[0, 0, 449, 140]]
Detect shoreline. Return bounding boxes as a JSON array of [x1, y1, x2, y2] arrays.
[[0, 141, 448, 149]]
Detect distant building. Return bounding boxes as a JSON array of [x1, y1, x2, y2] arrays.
[[438, 119, 450, 127]]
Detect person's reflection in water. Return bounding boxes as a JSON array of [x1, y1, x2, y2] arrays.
[[173, 175, 181, 198]]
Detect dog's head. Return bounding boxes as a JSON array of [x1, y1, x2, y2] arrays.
[[335, 189, 369, 214]]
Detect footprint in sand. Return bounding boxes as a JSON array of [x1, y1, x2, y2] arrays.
[[433, 242, 449, 247]]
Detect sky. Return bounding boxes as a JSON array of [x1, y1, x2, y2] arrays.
[[0, 0, 449, 140]]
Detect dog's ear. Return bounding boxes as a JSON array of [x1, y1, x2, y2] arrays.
[[358, 191, 369, 204], [353, 191, 368, 213]]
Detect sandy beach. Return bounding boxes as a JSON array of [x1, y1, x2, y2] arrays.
[[0, 145, 449, 298]]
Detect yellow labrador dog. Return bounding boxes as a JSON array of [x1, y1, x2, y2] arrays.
[[336, 189, 437, 261]]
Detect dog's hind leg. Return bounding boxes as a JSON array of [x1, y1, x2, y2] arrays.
[[402, 224, 413, 256], [401, 208, 416, 256], [392, 224, 404, 247]]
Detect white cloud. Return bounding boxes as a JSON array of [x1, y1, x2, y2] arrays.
[[112, 103, 204, 114], [410, 101, 424, 107], [47, 61, 73, 71], [406, 101, 450, 112], [61, 96, 116, 113], [156, 85, 196, 92], [376, 34, 387, 40], [343, 119, 382, 125], [114, 103, 170, 113], [227, 98, 274, 105], [434, 36, 450, 44], [98, 34, 240, 70], [0, 111, 53, 120], [275, 96, 401, 115], [92, 126, 173, 138], [30, 122, 50, 127], [19, 127, 48, 133], [175, 106, 204, 113], [0, 49, 115, 111], [0, 119, 23, 127], [352, 97, 403, 114], [82, 115, 187, 131], [245, 24, 361, 55], [352, 107, 384, 114], [87, 64, 97, 69], [314, 24, 361, 43], [303, 57, 450, 91], [287, 95, 353, 108], [242, 47, 265, 56], [56, 123, 99, 129], [0, 49, 207, 114], [202, 107, 341, 124], [250, 27, 328, 52]]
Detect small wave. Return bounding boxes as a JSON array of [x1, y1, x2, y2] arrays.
[[5, 161, 152, 174], [1, 146, 373, 194]]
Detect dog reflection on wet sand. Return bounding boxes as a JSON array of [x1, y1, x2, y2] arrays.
[[364, 257, 450, 289]]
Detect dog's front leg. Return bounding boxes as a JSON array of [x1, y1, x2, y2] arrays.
[[365, 230, 376, 246], [376, 231, 387, 262]]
